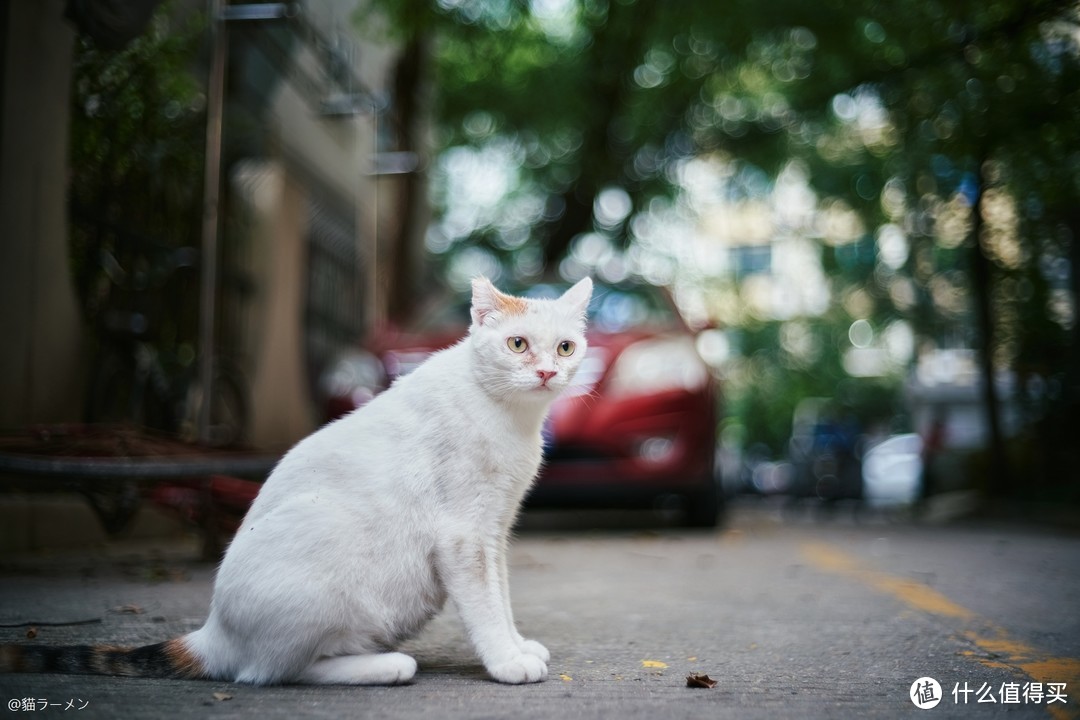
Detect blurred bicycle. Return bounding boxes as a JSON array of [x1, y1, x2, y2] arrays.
[[85, 242, 249, 448]]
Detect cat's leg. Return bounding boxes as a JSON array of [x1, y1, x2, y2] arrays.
[[296, 653, 417, 686], [437, 535, 547, 684], [496, 536, 549, 663]]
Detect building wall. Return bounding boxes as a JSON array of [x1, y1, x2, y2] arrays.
[[227, 0, 401, 449], [0, 0, 407, 449], [0, 0, 85, 428], [240, 164, 316, 449]]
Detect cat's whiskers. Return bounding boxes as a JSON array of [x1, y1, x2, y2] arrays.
[[571, 387, 603, 411]]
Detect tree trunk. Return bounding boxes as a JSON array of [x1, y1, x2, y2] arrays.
[[540, 0, 659, 269], [1060, 208, 1080, 489], [385, 33, 430, 325], [970, 161, 1010, 496], [544, 188, 596, 271]]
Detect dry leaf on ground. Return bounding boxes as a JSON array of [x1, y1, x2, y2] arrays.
[[110, 604, 143, 615], [686, 673, 718, 689]]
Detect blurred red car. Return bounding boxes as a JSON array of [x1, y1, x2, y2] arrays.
[[321, 280, 722, 527]]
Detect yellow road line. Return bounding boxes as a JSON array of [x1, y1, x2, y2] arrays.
[[801, 541, 1079, 720], [801, 541, 975, 619]]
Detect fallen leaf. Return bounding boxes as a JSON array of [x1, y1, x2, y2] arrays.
[[686, 656, 697, 662], [686, 673, 718, 689], [25, 627, 37, 640], [559, 674, 572, 682], [641, 660, 668, 669], [212, 692, 233, 702]]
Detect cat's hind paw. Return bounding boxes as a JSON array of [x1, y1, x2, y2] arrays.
[[297, 652, 417, 685], [518, 639, 550, 663], [488, 653, 547, 684]]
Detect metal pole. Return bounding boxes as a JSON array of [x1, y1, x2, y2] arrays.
[[369, 109, 379, 337], [198, 0, 227, 444]]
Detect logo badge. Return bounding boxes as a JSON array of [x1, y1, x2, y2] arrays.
[[910, 677, 943, 709]]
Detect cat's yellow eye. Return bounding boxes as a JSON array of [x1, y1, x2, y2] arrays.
[[508, 336, 529, 353], [558, 340, 576, 357]]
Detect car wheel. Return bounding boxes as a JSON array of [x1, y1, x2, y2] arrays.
[[684, 481, 722, 528]]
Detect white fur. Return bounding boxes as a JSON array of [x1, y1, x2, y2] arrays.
[[183, 277, 592, 685]]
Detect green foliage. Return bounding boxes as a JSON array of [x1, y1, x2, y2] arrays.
[[70, 10, 206, 232], [69, 7, 207, 344]]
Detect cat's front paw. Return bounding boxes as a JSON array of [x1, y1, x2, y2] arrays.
[[518, 639, 550, 663], [488, 653, 548, 684]]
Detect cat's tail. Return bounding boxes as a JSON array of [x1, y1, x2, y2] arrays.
[[0, 636, 206, 679]]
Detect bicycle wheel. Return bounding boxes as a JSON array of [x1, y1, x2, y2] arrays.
[[86, 345, 139, 425], [179, 361, 250, 447]]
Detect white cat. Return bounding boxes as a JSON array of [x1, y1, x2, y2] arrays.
[[1, 276, 592, 686]]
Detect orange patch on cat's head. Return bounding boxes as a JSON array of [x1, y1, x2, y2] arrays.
[[471, 276, 529, 327], [494, 292, 528, 316]]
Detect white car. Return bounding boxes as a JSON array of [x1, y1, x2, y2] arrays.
[[861, 433, 923, 508]]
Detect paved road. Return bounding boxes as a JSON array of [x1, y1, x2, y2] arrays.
[[1, 502, 1078, 719]]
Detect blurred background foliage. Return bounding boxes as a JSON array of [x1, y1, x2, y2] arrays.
[[370, 0, 1080, 495], [61, 0, 1078, 496]]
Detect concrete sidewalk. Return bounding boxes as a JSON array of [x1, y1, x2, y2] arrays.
[[1, 530, 729, 720], [2, 506, 1078, 719]]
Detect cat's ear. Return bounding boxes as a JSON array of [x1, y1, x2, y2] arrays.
[[559, 277, 593, 319], [471, 276, 526, 327], [471, 277, 498, 327]]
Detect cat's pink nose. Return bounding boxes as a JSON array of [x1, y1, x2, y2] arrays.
[[537, 370, 557, 384]]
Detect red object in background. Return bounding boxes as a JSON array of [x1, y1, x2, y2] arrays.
[[320, 280, 723, 527], [154, 284, 723, 530], [150, 474, 261, 534]]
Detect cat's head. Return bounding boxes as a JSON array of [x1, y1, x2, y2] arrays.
[[468, 277, 593, 400]]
